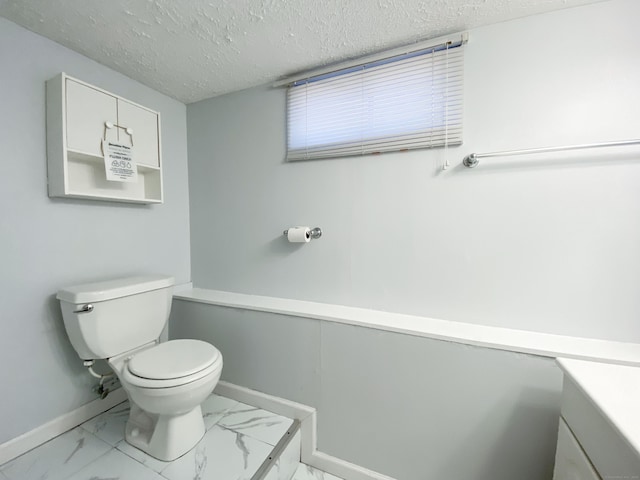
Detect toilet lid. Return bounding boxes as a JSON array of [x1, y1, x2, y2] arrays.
[[127, 339, 219, 380]]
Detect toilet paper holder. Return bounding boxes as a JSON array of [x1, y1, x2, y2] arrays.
[[283, 227, 322, 240]]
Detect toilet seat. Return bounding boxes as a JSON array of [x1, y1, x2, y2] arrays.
[[122, 339, 222, 389]]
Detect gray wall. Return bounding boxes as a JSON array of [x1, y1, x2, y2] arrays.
[[0, 19, 190, 443], [186, 0, 640, 343], [171, 300, 563, 480]]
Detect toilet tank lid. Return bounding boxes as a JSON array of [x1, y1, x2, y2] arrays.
[[57, 275, 175, 304]]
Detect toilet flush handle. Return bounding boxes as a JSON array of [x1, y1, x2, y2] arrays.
[[73, 304, 94, 314]]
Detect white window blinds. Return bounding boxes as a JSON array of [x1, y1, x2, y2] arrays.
[[286, 40, 465, 161]]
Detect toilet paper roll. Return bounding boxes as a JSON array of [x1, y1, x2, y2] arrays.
[[287, 226, 311, 243]]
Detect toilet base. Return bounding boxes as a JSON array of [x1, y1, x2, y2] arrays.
[[125, 402, 206, 461]]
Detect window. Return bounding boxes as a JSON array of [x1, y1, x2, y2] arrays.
[[286, 38, 465, 161]]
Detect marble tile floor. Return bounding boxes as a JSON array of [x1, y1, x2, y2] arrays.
[[0, 392, 341, 480]]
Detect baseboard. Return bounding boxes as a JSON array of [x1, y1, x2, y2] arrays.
[[214, 381, 395, 480], [0, 388, 127, 466], [308, 451, 396, 480]]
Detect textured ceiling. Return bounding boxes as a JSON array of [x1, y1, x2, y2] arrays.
[[0, 0, 604, 103]]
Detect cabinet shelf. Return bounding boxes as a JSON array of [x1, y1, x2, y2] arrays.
[[67, 148, 162, 172], [63, 191, 163, 204], [47, 73, 163, 204]]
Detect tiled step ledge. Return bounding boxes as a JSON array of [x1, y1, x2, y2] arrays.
[[215, 382, 395, 480], [257, 419, 301, 480], [175, 288, 640, 366]]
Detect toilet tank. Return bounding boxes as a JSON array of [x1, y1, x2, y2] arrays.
[[57, 275, 175, 360]]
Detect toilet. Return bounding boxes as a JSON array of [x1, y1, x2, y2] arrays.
[[57, 275, 222, 461]]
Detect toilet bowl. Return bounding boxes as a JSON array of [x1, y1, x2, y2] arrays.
[[109, 339, 223, 460], [57, 275, 224, 462]]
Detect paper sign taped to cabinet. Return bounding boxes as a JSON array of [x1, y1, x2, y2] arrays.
[[102, 140, 138, 183]]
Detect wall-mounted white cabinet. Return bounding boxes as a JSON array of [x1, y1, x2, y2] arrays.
[[46, 73, 163, 204]]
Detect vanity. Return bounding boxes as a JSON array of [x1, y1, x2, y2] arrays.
[[554, 358, 640, 479]]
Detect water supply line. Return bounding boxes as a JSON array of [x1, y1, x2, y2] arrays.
[[83, 360, 115, 399]]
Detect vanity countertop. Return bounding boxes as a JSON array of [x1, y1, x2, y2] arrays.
[[557, 358, 640, 459]]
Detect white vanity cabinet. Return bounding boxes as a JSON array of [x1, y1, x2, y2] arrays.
[[46, 73, 163, 203], [553, 418, 600, 480], [553, 359, 640, 480]]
